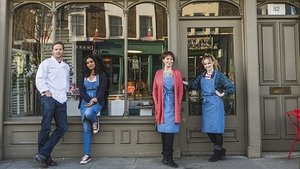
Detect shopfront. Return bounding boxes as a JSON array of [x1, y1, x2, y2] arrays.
[[0, 0, 299, 159]]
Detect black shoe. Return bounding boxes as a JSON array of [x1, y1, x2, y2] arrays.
[[34, 153, 48, 168], [162, 158, 168, 165], [221, 148, 226, 159], [208, 149, 222, 162], [162, 157, 178, 168], [46, 157, 57, 166], [165, 159, 178, 168]]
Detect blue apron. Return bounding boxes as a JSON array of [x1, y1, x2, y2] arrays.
[[201, 73, 225, 133], [157, 75, 180, 133]]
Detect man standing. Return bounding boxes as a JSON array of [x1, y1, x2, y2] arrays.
[[34, 41, 70, 168]]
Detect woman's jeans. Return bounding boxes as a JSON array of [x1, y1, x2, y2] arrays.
[[38, 96, 68, 159], [82, 107, 100, 155]]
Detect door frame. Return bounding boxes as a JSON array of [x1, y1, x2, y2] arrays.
[[178, 19, 246, 155]]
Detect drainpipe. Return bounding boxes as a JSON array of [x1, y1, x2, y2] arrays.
[[0, 0, 8, 160]]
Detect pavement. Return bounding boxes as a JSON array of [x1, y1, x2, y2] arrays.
[[0, 153, 299, 169]]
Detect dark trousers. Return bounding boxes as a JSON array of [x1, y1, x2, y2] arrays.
[[38, 96, 68, 159], [207, 133, 223, 147], [161, 133, 175, 158]]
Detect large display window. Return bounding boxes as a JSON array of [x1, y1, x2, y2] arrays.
[[9, 2, 168, 117]]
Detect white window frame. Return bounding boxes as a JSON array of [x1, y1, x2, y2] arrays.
[[68, 11, 86, 41], [109, 15, 123, 38]]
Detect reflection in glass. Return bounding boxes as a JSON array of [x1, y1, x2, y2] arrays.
[[258, 3, 299, 16], [181, 2, 240, 17], [10, 2, 168, 117], [187, 27, 235, 116], [11, 4, 52, 116], [127, 3, 168, 116]]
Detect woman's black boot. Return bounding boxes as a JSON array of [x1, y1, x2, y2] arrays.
[[221, 148, 226, 159], [165, 154, 178, 168], [162, 152, 168, 164], [208, 149, 222, 162]]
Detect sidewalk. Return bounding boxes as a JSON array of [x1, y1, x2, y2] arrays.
[[1, 153, 299, 169]]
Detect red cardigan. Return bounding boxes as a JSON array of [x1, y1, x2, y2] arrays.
[[152, 69, 183, 124]]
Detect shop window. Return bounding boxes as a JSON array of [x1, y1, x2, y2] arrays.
[[109, 15, 122, 37], [10, 2, 167, 117], [181, 1, 240, 17], [126, 3, 167, 116], [258, 3, 299, 16], [10, 3, 53, 116]]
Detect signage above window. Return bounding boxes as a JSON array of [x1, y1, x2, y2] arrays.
[[267, 4, 285, 15]]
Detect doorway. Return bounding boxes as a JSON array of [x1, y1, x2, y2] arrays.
[[258, 19, 300, 151], [178, 19, 246, 155]]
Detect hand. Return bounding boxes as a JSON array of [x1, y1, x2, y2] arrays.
[[183, 81, 188, 85], [43, 90, 52, 97], [91, 98, 98, 103], [215, 90, 225, 97], [86, 101, 94, 107]]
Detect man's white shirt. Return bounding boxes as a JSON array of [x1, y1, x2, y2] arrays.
[[35, 56, 70, 104]]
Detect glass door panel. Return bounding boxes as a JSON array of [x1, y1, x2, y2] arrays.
[[187, 27, 235, 115]]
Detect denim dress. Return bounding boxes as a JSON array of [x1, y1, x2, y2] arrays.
[[79, 75, 102, 155], [79, 75, 102, 121], [157, 75, 180, 133]]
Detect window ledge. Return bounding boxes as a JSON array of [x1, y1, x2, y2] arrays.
[[4, 116, 156, 125]]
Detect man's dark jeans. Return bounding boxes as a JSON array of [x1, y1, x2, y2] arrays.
[[38, 96, 68, 159]]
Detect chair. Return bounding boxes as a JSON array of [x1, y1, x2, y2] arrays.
[[286, 109, 300, 159]]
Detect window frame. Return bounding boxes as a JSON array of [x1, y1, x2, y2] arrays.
[[109, 15, 123, 37], [69, 12, 86, 41]]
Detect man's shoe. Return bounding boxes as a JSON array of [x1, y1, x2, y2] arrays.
[[34, 153, 48, 168], [46, 157, 57, 166]]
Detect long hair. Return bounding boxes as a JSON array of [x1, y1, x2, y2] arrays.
[[82, 55, 104, 78], [201, 53, 220, 71]]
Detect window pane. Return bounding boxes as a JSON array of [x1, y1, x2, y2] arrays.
[[187, 27, 235, 115], [11, 4, 52, 116], [181, 2, 240, 17], [109, 15, 122, 36], [71, 15, 84, 36], [127, 3, 168, 116], [258, 3, 299, 16], [10, 2, 168, 117], [140, 16, 152, 37]]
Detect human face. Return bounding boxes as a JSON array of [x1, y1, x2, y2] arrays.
[[86, 58, 96, 70], [162, 55, 174, 68], [202, 58, 214, 72], [52, 44, 64, 59]]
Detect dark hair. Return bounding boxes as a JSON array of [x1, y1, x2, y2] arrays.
[[161, 51, 175, 61], [201, 53, 220, 70], [82, 55, 105, 78], [52, 41, 64, 50]]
